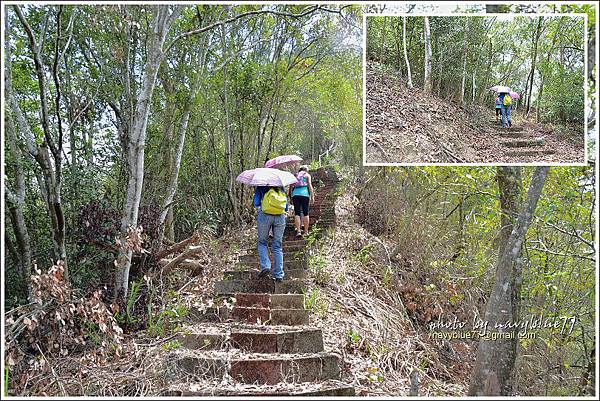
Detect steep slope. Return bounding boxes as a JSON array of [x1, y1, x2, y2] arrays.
[[365, 63, 585, 164]]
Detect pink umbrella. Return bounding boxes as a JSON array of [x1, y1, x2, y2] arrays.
[[509, 91, 520, 99], [236, 168, 297, 187], [264, 155, 302, 169]]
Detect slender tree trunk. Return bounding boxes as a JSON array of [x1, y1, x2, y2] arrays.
[[437, 37, 443, 96], [156, 65, 203, 246], [480, 39, 493, 104], [5, 116, 33, 298], [460, 18, 470, 104], [468, 166, 550, 396], [423, 16, 433, 94], [220, 22, 241, 226], [13, 6, 68, 277], [115, 6, 181, 299], [379, 16, 387, 64], [394, 20, 403, 78], [403, 16, 413, 88], [526, 17, 543, 116]]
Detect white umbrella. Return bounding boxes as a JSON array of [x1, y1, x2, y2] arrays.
[[236, 168, 297, 187], [490, 85, 512, 93]]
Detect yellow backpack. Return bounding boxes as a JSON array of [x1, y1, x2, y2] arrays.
[[503, 94, 513, 106], [262, 188, 287, 215]]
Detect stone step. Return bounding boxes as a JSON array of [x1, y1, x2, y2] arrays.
[[232, 307, 310, 325], [505, 149, 556, 157], [497, 131, 526, 138], [238, 253, 306, 264], [245, 243, 307, 254], [237, 258, 308, 270], [175, 332, 224, 350], [285, 219, 335, 230], [233, 293, 304, 309], [245, 328, 324, 353], [187, 306, 309, 325], [173, 351, 341, 384], [500, 137, 545, 148], [224, 268, 308, 281], [214, 278, 306, 295], [165, 379, 355, 396]]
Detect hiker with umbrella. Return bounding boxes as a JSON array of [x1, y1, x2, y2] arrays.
[[490, 86, 519, 129], [236, 167, 297, 282], [264, 155, 315, 238]]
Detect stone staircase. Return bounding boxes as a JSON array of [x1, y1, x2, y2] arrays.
[[488, 119, 555, 159], [165, 167, 354, 396]]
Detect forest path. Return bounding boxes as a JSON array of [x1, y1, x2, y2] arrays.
[[484, 117, 555, 160], [159, 167, 355, 396], [365, 63, 585, 164]]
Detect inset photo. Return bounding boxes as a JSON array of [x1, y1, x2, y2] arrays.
[[364, 14, 587, 165]]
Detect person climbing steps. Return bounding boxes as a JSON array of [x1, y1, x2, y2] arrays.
[[289, 165, 315, 238]]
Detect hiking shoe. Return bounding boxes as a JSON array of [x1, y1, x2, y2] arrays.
[[274, 277, 283, 282], [295, 231, 302, 239], [258, 269, 270, 279]]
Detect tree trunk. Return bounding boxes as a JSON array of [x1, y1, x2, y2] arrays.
[[460, 18, 470, 104], [526, 17, 543, 116], [403, 16, 413, 88], [220, 21, 241, 226], [380, 16, 387, 64], [115, 6, 180, 299], [5, 116, 33, 298], [468, 166, 550, 396], [394, 19, 403, 78], [13, 6, 68, 278], [156, 66, 203, 246], [423, 16, 433, 94], [472, 70, 476, 104], [479, 39, 493, 104], [437, 37, 443, 96]]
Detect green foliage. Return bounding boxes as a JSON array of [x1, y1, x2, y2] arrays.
[[146, 290, 189, 337], [303, 288, 329, 318], [309, 251, 331, 286], [347, 328, 361, 345], [353, 244, 373, 263], [161, 340, 182, 351], [367, 14, 586, 125]]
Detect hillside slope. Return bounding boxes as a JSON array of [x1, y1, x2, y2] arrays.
[[365, 63, 585, 164]]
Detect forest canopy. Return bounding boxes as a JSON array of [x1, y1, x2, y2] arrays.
[[366, 15, 585, 124]]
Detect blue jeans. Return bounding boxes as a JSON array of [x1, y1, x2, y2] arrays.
[[257, 209, 286, 279], [501, 105, 512, 127]]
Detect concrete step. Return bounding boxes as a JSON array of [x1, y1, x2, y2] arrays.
[[231, 307, 310, 325], [495, 127, 524, 132], [237, 258, 308, 270], [500, 137, 545, 147], [245, 243, 307, 255], [497, 131, 526, 138], [285, 220, 335, 231], [214, 278, 306, 295], [224, 268, 308, 281], [233, 293, 304, 309], [271, 294, 305, 309], [238, 253, 306, 264], [178, 326, 323, 353], [164, 379, 355, 396], [187, 306, 309, 325], [174, 351, 341, 384], [505, 149, 555, 157]]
